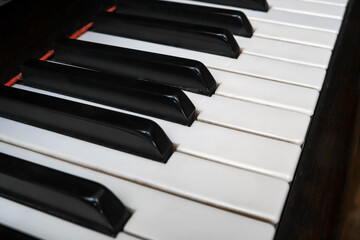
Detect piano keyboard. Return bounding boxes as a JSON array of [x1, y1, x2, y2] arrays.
[[0, 0, 350, 239]]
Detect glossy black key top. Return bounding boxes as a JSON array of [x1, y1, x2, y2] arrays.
[[92, 12, 240, 58], [21, 60, 196, 126], [53, 38, 216, 96], [0, 86, 173, 162], [0, 224, 38, 240], [190, 0, 269, 12], [116, 0, 253, 37], [0, 153, 131, 237]]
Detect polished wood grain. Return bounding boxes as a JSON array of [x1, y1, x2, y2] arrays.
[[275, 0, 360, 239]]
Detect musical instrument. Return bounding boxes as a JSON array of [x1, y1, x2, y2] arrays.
[[0, 0, 359, 239]]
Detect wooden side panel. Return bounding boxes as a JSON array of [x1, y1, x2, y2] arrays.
[[275, 0, 360, 239]]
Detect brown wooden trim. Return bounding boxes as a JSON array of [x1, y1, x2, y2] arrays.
[[337, 94, 360, 239]]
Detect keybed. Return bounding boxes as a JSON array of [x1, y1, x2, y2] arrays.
[[0, 0, 350, 239]]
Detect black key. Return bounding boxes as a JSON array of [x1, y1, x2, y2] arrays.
[[21, 60, 196, 126], [92, 12, 240, 58], [116, 0, 253, 37], [0, 153, 131, 237], [0, 224, 38, 240], [53, 38, 216, 96], [190, 0, 269, 12], [0, 86, 173, 162]]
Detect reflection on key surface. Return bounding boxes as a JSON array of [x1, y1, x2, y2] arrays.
[[0, 153, 131, 237]]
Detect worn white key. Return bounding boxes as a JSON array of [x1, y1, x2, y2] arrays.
[[251, 20, 337, 49], [79, 32, 326, 90], [237, 36, 332, 68], [0, 143, 276, 240], [8, 85, 302, 181], [211, 69, 319, 115], [166, 0, 342, 33], [187, 92, 311, 144], [269, 0, 345, 19]]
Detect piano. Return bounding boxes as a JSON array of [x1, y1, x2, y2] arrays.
[[0, 0, 359, 239]]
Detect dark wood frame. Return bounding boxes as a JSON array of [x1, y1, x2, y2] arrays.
[[275, 0, 360, 239]]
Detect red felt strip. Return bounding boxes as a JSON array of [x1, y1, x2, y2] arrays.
[[39, 49, 55, 61], [4, 5, 110, 86], [70, 22, 94, 39], [5, 73, 22, 86], [107, 5, 116, 12]]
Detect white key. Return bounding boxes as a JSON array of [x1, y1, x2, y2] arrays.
[[1, 197, 134, 240], [0, 143, 276, 240], [211, 69, 319, 115], [0, 122, 290, 222], [242, 8, 341, 33], [4, 85, 302, 181], [251, 20, 337, 49], [15, 82, 310, 144], [298, 0, 347, 6], [117, 234, 142, 240], [51, 60, 320, 115], [237, 36, 332, 68], [188, 92, 311, 144], [79, 32, 326, 90], [269, 0, 345, 19], [165, 0, 342, 33], [176, 122, 300, 181], [164, 0, 340, 49], [51, 43, 321, 116]]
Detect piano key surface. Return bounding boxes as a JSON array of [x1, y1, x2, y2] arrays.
[[21, 60, 311, 144], [109, 1, 333, 68], [237, 36, 332, 68], [0, 142, 276, 240], [166, 0, 342, 32], [21, 59, 197, 126], [52, 38, 217, 96], [268, 0, 346, 19], [251, 20, 338, 49], [211, 69, 320, 115], [10, 84, 302, 182], [0, 0, 352, 239], [93, 12, 241, 58], [78, 32, 326, 90], [0, 152, 131, 236], [116, 0, 254, 37], [0, 118, 290, 223], [298, 0, 348, 6]]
